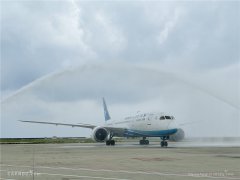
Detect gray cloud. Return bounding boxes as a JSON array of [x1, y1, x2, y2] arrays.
[[2, 1, 239, 94]]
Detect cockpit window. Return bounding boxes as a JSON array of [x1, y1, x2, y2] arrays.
[[160, 116, 165, 120], [165, 116, 171, 119]]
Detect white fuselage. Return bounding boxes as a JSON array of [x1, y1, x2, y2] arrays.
[[104, 112, 178, 137]]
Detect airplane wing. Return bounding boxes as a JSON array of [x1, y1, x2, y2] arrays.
[[19, 120, 96, 129], [19, 120, 126, 136]]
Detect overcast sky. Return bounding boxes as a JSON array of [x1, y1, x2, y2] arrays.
[[1, 0, 240, 138]]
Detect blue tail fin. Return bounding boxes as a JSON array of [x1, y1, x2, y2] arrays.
[[103, 98, 111, 121]]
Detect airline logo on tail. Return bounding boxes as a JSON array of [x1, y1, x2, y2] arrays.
[[103, 98, 111, 121]]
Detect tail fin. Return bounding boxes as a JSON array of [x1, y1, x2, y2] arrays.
[[102, 98, 111, 121]]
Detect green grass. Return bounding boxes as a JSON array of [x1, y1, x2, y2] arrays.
[[0, 138, 95, 144]]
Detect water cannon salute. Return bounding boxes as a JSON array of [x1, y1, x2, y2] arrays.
[[1, 1, 240, 179], [2, 1, 239, 141]]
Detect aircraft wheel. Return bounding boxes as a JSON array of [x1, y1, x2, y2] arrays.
[[106, 140, 111, 146], [145, 140, 149, 145], [110, 140, 115, 146], [164, 141, 168, 147], [160, 141, 168, 147], [161, 141, 164, 147]]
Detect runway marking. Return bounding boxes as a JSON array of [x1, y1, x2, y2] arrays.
[[1, 164, 239, 179]]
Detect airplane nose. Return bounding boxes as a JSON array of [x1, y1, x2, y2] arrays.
[[168, 120, 178, 130]]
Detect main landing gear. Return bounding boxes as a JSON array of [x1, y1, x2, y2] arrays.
[[139, 137, 149, 145], [106, 139, 115, 146], [106, 133, 115, 146], [160, 141, 168, 147], [160, 136, 169, 147]]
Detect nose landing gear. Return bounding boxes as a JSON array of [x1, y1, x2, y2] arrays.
[[160, 136, 169, 147], [106, 139, 115, 146]]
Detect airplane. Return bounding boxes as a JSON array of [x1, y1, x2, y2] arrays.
[[20, 98, 185, 147]]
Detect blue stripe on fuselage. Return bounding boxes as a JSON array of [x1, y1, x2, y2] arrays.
[[124, 128, 178, 137]]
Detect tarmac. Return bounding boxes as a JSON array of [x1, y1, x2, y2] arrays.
[[1, 140, 240, 180]]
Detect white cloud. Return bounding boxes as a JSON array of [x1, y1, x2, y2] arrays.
[[142, 2, 184, 44], [94, 11, 127, 52], [157, 7, 183, 44]]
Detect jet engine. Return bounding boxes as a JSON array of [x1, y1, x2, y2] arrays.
[[92, 126, 109, 142], [169, 128, 185, 141]]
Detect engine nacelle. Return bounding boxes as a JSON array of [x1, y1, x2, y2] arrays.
[[92, 126, 109, 142], [169, 128, 185, 141]]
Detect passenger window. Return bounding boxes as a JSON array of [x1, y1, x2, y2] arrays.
[[165, 116, 171, 119], [160, 116, 165, 120]]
